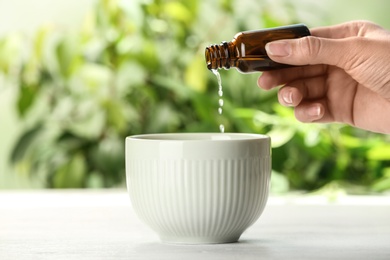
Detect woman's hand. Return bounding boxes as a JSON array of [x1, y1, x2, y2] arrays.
[[258, 20, 390, 134]]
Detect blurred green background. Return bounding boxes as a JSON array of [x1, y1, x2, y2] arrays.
[[1, 0, 390, 193]]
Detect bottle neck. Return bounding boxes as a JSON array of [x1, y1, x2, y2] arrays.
[[205, 41, 232, 70]]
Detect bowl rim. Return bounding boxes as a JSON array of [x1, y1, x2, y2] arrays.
[[126, 133, 270, 142]]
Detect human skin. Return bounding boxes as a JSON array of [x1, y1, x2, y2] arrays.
[[257, 20, 390, 134]]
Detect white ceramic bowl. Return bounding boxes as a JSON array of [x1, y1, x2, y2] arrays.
[[125, 133, 271, 244]]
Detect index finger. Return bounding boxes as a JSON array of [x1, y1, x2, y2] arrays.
[[311, 20, 383, 39]]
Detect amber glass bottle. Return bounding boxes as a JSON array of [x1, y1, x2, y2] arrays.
[[205, 24, 310, 73]]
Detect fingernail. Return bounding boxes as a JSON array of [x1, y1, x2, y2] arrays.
[[266, 41, 291, 57], [308, 105, 321, 118], [282, 91, 293, 105]]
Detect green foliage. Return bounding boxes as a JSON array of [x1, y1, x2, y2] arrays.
[[2, 0, 390, 191]]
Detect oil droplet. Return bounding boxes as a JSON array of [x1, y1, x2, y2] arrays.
[[219, 124, 225, 133], [212, 69, 225, 133]]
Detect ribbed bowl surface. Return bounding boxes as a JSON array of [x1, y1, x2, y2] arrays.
[[126, 133, 271, 244]]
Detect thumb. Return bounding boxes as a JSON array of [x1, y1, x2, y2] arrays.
[[265, 36, 352, 67]]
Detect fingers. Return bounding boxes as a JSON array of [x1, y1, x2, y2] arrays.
[[265, 35, 380, 76], [264, 21, 387, 72], [278, 86, 328, 122], [278, 86, 303, 107], [265, 36, 347, 67], [278, 94, 331, 123], [256, 20, 389, 127], [311, 20, 384, 39], [258, 20, 385, 91], [258, 64, 327, 90], [294, 101, 328, 123], [276, 77, 331, 123], [277, 76, 326, 107]]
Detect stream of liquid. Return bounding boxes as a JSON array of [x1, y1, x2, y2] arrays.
[[211, 69, 224, 133]]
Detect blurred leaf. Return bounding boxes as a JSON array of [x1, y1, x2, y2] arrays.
[[163, 2, 192, 23], [135, 39, 159, 71], [371, 168, 390, 192], [191, 91, 215, 123], [34, 26, 53, 61], [219, 0, 234, 13], [77, 63, 113, 92], [273, 104, 295, 118], [10, 124, 42, 163], [339, 134, 364, 148], [270, 170, 289, 194], [182, 0, 199, 15], [305, 160, 322, 183], [233, 108, 257, 119], [151, 74, 192, 100], [118, 0, 143, 30], [371, 178, 390, 192], [185, 55, 207, 92], [89, 136, 124, 183], [86, 171, 105, 188], [17, 83, 38, 117], [267, 126, 295, 148], [367, 144, 390, 160], [67, 102, 106, 139], [81, 10, 96, 38], [0, 34, 22, 73], [147, 102, 181, 133], [261, 7, 286, 28], [252, 109, 281, 126], [303, 127, 321, 147], [53, 153, 86, 188], [116, 61, 147, 95], [55, 35, 81, 79], [103, 99, 129, 133]]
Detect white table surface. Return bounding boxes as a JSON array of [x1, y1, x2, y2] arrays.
[[1, 190, 390, 260]]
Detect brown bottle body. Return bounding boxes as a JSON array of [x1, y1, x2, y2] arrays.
[[205, 24, 311, 73]]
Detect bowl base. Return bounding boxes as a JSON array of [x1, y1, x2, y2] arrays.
[[159, 235, 241, 244]]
